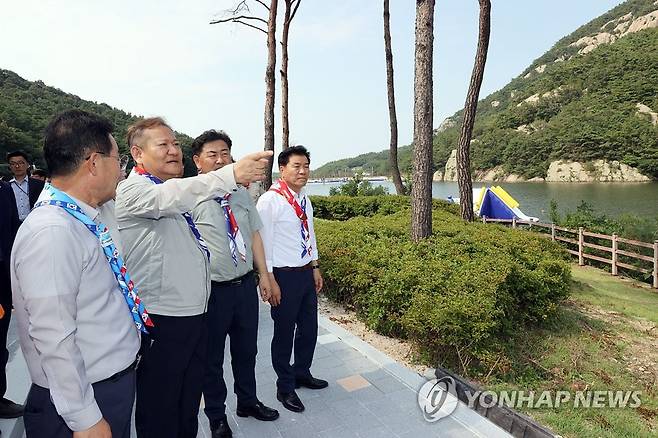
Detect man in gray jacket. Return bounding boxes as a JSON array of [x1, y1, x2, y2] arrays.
[[115, 117, 271, 438]]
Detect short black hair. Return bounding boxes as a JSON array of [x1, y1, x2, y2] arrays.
[[278, 145, 310, 167], [31, 168, 49, 178], [191, 130, 232, 156], [43, 109, 114, 177], [6, 150, 29, 163]]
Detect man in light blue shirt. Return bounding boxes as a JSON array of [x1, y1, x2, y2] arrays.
[[6, 150, 44, 222]]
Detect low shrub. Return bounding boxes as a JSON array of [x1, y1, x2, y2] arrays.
[[315, 202, 571, 373], [310, 194, 459, 221]]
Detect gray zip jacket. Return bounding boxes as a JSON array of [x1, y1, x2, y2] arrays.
[[115, 165, 239, 316]]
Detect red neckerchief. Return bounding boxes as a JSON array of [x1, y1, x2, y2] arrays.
[[269, 179, 312, 258]]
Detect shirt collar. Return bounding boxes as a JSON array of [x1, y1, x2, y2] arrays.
[[69, 194, 101, 223], [10, 177, 28, 185]]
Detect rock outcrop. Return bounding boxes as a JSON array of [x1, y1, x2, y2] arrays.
[[432, 150, 651, 183], [568, 10, 658, 55], [545, 160, 651, 182], [636, 103, 658, 125]]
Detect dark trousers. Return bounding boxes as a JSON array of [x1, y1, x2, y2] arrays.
[[271, 269, 318, 393], [203, 273, 259, 424], [0, 262, 11, 399], [136, 313, 207, 438], [23, 369, 135, 438]]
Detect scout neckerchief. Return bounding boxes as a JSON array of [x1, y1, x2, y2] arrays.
[[269, 179, 312, 258], [132, 166, 210, 261], [215, 193, 247, 266], [35, 184, 154, 333]]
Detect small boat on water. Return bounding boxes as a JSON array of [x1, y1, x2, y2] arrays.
[[447, 186, 539, 222]]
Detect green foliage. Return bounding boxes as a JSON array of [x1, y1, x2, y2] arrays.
[[552, 200, 658, 242], [310, 194, 458, 221], [0, 69, 198, 177], [315, 197, 571, 370], [328, 174, 388, 197], [313, 146, 413, 178], [551, 200, 658, 284]]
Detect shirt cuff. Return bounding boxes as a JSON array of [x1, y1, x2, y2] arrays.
[[64, 400, 103, 432], [210, 165, 239, 193]]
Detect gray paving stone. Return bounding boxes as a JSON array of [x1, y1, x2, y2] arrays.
[[356, 425, 400, 438], [317, 425, 360, 438], [349, 386, 385, 404], [272, 409, 310, 432], [361, 368, 394, 382], [339, 409, 386, 433], [368, 376, 409, 394]]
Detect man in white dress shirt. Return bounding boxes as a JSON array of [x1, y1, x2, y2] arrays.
[[115, 118, 271, 438], [11, 109, 141, 438], [256, 146, 327, 414]]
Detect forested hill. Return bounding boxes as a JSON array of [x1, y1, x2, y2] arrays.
[[315, 0, 658, 181], [0, 69, 196, 176]]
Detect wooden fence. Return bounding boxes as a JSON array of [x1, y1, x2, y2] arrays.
[[481, 217, 658, 289]]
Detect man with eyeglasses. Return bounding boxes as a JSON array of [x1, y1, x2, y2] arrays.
[[6, 151, 45, 223], [11, 110, 144, 438], [115, 118, 272, 438], [0, 178, 23, 421]]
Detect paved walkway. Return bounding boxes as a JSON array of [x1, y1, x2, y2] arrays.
[[4, 300, 512, 438], [195, 300, 510, 438]]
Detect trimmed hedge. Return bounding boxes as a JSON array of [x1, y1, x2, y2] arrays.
[[313, 196, 571, 371], [310, 194, 459, 221]]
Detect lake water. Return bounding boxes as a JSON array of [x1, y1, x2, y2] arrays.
[[305, 181, 658, 222]]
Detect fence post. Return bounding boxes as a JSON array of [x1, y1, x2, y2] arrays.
[[551, 223, 556, 241], [611, 234, 618, 276], [653, 240, 658, 289], [512, 217, 517, 229], [578, 227, 584, 266]]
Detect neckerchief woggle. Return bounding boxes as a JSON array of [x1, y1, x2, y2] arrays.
[[215, 193, 247, 266], [132, 166, 210, 261], [35, 184, 154, 333], [269, 179, 312, 258]]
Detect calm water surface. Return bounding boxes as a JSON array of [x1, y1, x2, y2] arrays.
[[305, 181, 658, 222]]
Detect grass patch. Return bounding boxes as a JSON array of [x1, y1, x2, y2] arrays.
[[484, 265, 657, 437]]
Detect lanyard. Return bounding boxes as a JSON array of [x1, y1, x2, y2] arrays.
[[35, 184, 154, 333]]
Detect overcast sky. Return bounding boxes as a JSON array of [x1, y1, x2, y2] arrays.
[[0, 0, 624, 168]]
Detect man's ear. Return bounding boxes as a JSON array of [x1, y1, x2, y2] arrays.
[[130, 144, 142, 165], [86, 152, 100, 176], [192, 154, 202, 171]]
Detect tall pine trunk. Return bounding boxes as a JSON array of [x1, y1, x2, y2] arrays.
[[281, 1, 292, 150], [411, 0, 435, 241], [264, 0, 279, 189], [384, 0, 405, 195], [457, 0, 491, 221]]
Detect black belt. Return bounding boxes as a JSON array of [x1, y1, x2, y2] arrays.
[[97, 360, 137, 384], [212, 270, 254, 288], [274, 262, 313, 272]]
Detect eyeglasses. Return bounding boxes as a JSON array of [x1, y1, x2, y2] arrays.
[[8, 161, 28, 167], [86, 151, 130, 171]]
